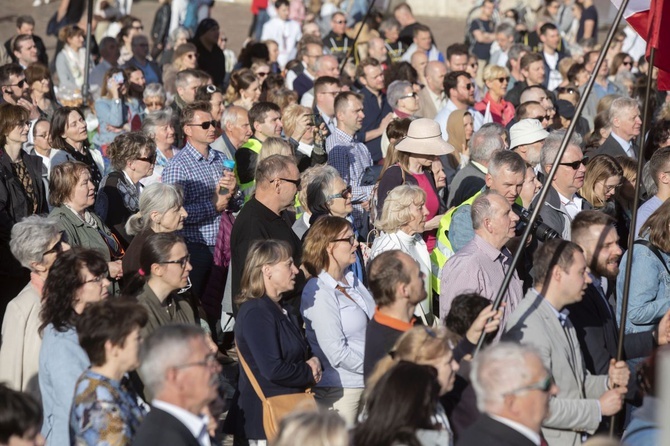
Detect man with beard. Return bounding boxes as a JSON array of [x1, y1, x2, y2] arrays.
[[568, 211, 670, 389], [0, 63, 39, 119], [435, 71, 484, 141]]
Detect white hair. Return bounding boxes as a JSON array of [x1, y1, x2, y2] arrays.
[[10, 215, 61, 270]]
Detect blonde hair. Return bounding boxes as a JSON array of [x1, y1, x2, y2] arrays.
[[483, 64, 510, 81], [259, 137, 293, 161], [236, 240, 293, 305], [374, 185, 426, 233], [274, 410, 348, 446], [282, 103, 311, 141]]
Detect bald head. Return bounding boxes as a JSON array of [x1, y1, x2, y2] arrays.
[[315, 55, 339, 78], [411, 51, 428, 80], [367, 37, 388, 64], [425, 61, 447, 94]]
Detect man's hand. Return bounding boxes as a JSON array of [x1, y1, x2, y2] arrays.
[[17, 98, 40, 120], [655, 308, 670, 345], [291, 113, 312, 142], [380, 112, 394, 129], [607, 359, 630, 389], [306, 356, 322, 383], [107, 260, 123, 280], [212, 173, 236, 212], [599, 387, 626, 416], [465, 304, 503, 345], [360, 199, 370, 211]]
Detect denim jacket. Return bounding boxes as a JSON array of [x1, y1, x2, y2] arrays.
[[93, 97, 128, 147], [616, 238, 670, 334]]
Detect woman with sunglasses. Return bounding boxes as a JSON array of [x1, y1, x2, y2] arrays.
[[474, 65, 515, 126], [301, 216, 375, 427], [49, 161, 124, 285], [123, 232, 197, 339], [225, 239, 320, 442], [225, 68, 261, 110], [39, 248, 111, 446], [0, 215, 70, 398], [95, 132, 157, 249], [162, 42, 198, 96], [0, 103, 49, 311]]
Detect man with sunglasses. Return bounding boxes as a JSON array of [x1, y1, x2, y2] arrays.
[[322, 12, 351, 64], [162, 102, 237, 302], [460, 343, 557, 446], [504, 239, 629, 445], [0, 63, 38, 119], [435, 71, 484, 141], [535, 131, 591, 240]]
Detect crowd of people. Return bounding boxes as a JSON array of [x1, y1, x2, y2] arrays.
[[2, 0, 670, 445]]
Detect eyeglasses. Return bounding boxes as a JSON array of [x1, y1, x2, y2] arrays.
[[331, 235, 356, 246], [256, 71, 270, 77], [462, 83, 473, 90], [604, 183, 623, 193], [159, 254, 191, 269], [333, 20, 346, 24], [136, 154, 157, 164], [186, 120, 218, 130], [132, 25, 144, 31], [35, 133, 49, 139], [5, 79, 26, 88], [272, 177, 301, 190], [174, 353, 218, 370], [506, 374, 554, 395], [400, 92, 418, 99], [557, 87, 577, 95], [558, 157, 588, 169], [622, 60, 633, 66], [43, 231, 67, 256], [493, 77, 510, 83], [531, 114, 551, 122], [326, 185, 352, 200]]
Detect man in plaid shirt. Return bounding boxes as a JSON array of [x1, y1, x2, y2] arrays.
[[326, 91, 374, 232]]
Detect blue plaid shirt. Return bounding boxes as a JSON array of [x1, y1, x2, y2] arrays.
[[326, 128, 374, 229], [162, 143, 226, 246]]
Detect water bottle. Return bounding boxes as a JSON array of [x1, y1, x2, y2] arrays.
[[220, 159, 236, 195]]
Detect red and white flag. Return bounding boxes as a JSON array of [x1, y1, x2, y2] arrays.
[[612, 0, 670, 90]]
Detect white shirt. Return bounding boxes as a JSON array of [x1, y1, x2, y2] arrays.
[[543, 51, 562, 91], [557, 191, 583, 220], [427, 87, 447, 113], [261, 18, 302, 69], [152, 400, 211, 446], [611, 131, 636, 159], [489, 414, 541, 445], [434, 99, 484, 141]]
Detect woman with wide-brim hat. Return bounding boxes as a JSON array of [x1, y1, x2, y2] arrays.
[[376, 118, 454, 253]]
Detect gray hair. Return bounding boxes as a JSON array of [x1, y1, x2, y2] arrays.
[[314, 55, 337, 73], [139, 324, 205, 396], [379, 17, 400, 33], [222, 105, 246, 128], [469, 126, 505, 164], [10, 215, 61, 270], [471, 190, 504, 230], [375, 185, 426, 233], [609, 97, 639, 125], [488, 150, 526, 178], [175, 69, 199, 90], [386, 80, 413, 109], [167, 26, 191, 47], [143, 83, 166, 102], [540, 130, 583, 167], [256, 155, 297, 185], [299, 164, 340, 211], [470, 342, 543, 413], [506, 43, 530, 70], [141, 109, 174, 137], [495, 22, 515, 38], [125, 183, 184, 235]]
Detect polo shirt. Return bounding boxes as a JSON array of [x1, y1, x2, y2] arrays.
[[363, 310, 414, 380]]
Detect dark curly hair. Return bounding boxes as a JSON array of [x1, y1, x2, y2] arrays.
[[0, 383, 42, 443], [445, 293, 492, 338], [40, 248, 109, 335], [644, 119, 670, 161]]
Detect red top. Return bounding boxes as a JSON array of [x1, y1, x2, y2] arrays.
[[414, 171, 439, 252], [475, 91, 516, 126]]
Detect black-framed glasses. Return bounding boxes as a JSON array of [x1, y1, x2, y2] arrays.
[[136, 153, 157, 164], [43, 231, 67, 256], [463, 83, 473, 90], [256, 71, 270, 78], [558, 157, 588, 170], [326, 185, 352, 201], [331, 235, 356, 246], [400, 92, 418, 99], [272, 177, 301, 190], [622, 60, 633, 66], [174, 353, 218, 370], [159, 254, 191, 269], [494, 77, 510, 83], [557, 86, 577, 95], [531, 114, 551, 122], [506, 374, 554, 395], [4, 79, 26, 88], [132, 25, 144, 31], [186, 120, 218, 130]]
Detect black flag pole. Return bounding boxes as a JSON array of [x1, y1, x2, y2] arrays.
[[82, 0, 94, 106], [609, 45, 656, 436], [339, 0, 378, 74], [473, 0, 633, 355]]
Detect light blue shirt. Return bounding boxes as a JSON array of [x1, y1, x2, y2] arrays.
[[611, 131, 635, 158], [300, 270, 375, 388], [434, 100, 484, 141], [635, 196, 663, 237]]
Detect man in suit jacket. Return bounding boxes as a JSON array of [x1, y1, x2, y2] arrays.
[[416, 61, 447, 119], [596, 97, 641, 159], [132, 324, 222, 446], [458, 342, 557, 446], [503, 239, 629, 446], [568, 211, 670, 395]]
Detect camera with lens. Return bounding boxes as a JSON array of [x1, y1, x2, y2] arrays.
[[512, 203, 561, 242]]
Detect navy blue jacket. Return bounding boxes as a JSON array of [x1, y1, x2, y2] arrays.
[[293, 72, 314, 101], [355, 86, 392, 163], [226, 296, 314, 440]]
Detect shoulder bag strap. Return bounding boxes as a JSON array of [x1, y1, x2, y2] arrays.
[[335, 285, 371, 320], [235, 341, 267, 402], [634, 239, 670, 275]]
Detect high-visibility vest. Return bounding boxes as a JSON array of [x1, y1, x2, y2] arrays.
[[429, 191, 482, 295], [236, 138, 262, 202]]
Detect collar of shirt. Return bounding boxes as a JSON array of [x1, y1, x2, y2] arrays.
[[373, 307, 415, 332], [471, 160, 489, 174], [427, 87, 446, 107], [152, 400, 210, 446], [556, 190, 582, 217], [611, 131, 633, 155], [183, 141, 217, 164], [249, 197, 283, 221], [488, 414, 541, 446], [473, 234, 507, 263], [539, 294, 570, 326], [332, 127, 356, 144]]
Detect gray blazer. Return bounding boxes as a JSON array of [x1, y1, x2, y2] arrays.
[[503, 289, 609, 446]]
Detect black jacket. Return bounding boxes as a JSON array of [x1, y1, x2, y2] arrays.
[[457, 414, 538, 446], [596, 134, 640, 159], [0, 149, 47, 277], [131, 407, 200, 446], [150, 4, 171, 49]]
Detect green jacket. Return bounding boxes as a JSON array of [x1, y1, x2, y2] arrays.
[[49, 206, 116, 262]]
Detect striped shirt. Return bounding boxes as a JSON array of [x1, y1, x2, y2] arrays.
[[162, 143, 226, 246], [326, 128, 374, 230]]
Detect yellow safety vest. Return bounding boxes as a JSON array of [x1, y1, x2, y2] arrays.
[[236, 138, 262, 202]]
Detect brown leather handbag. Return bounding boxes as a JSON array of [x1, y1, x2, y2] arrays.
[[236, 344, 318, 441]]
